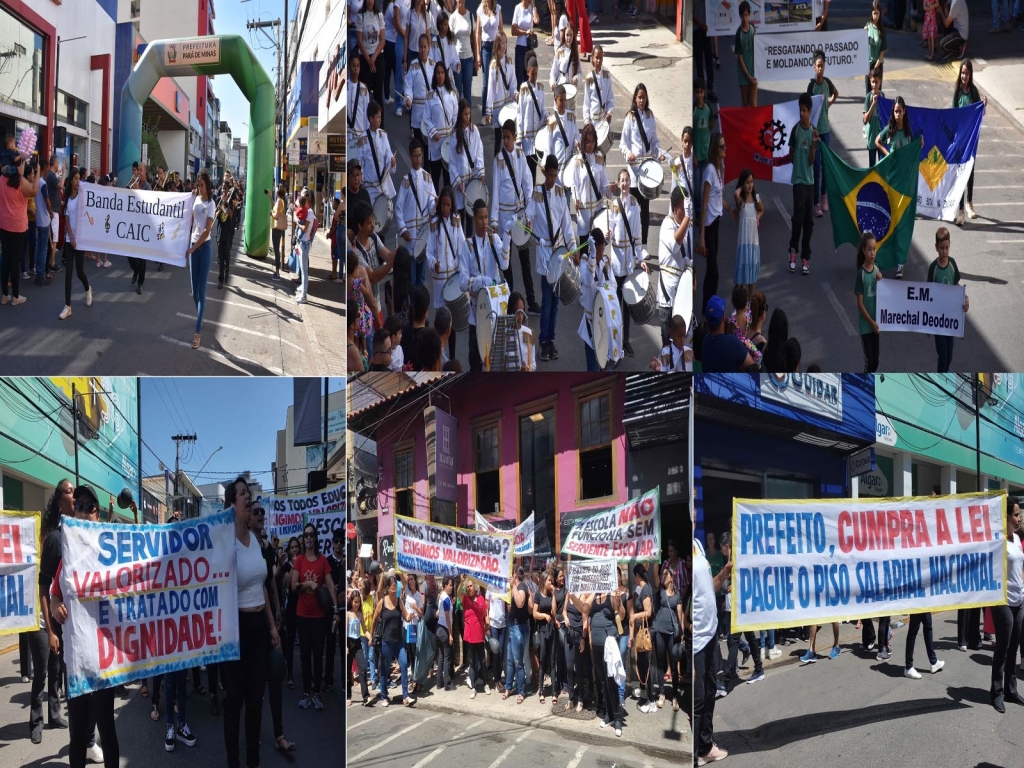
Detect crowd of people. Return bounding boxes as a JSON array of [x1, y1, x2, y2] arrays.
[[689, 0, 987, 374], [344, 543, 687, 738], [10, 475, 342, 767], [345, 2, 686, 373]]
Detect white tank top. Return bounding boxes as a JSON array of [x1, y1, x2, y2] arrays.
[[235, 532, 267, 610]]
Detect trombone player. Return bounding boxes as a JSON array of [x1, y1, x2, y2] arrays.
[[216, 179, 240, 289]]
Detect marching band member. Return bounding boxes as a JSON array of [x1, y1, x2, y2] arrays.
[[421, 61, 459, 193], [485, 34, 516, 133], [403, 34, 436, 146], [649, 315, 691, 372], [564, 123, 611, 241], [620, 82, 666, 248], [674, 126, 695, 204], [360, 101, 398, 205], [449, 98, 486, 237], [576, 226, 613, 371], [348, 53, 371, 147], [583, 44, 614, 127], [395, 137, 437, 286], [459, 199, 512, 372], [431, 13, 461, 89], [547, 84, 580, 170], [549, 24, 581, 91], [491, 119, 538, 314], [608, 168, 646, 358], [657, 188, 691, 348], [516, 54, 547, 185], [527, 154, 576, 363], [425, 185, 466, 360]]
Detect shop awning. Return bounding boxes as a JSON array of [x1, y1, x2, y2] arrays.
[[623, 373, 691, 451]]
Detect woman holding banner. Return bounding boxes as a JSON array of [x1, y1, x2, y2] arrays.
[[292, 522, 340, 711], [990, 500, 1024, 713], [222, 476, 281, 768]]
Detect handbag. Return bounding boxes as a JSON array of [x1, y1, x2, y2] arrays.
[[288, 243, 299, 272], [527, 31, 538, 50], [635, 616, 652, 654], [317, 585, 333, 617]]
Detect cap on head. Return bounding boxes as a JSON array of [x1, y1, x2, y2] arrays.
[[705, 295, 726, 325], [73, 485, 99, 507], [347, 158, 362, 173]]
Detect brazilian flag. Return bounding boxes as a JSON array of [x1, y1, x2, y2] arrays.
[[820, 142, 919, 271]]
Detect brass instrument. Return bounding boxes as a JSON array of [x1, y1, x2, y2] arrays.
[[217, 185, 236, 222]]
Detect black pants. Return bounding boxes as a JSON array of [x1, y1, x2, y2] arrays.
[[653, 631, 680, 701], [361, 55, 385, 116], [223, 611, 269, 768], [940, 30, 964, 57], [935, 335, 955, 372], [347, 637, 370, 701], [790, 184, 814, 261], [861, 332, 880, 372], [272, 228, 285, 272], [68, 688, 117, 768], [958, 607, 981, 649], [693, 27, 714, 92], [861, 618, 877, 648], [435, 626, 452, 689], [285, 602, 298, 680], [615, 274, 632, 344], [0, 227, 25, 298], [503, 247, 536, 306], [297, 615, 327, 695], [905, 612, 937, 670], [959, 168, 975, 209], [63, 244, 90, 306], [128, 257, 147, 287], [876, 615, 892, 652], [693, 643, 718, 758], [563, 628, 590, 704], [428, 159, 450, 195], [630, 188, 651, 246], [218, 223, 236, 283], [537, 630, 556, 695], [267, 648, 285, 739], [701, 217, 720, 319], [591, 629, 622, 728], [466, 640, 486, 689], [28, 628, 62, 736], [324, 615, 338, 687], [992, 602, 1024, 700], [469, 324, 483, 372], [383, 41, 397, 103], [489, 625, 506, 687]]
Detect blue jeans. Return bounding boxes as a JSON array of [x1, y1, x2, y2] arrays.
[[540, 276, 559, 344], [297, 238, 311, 299], [481, 45, 493, 115], [813, 131, 831, 204], [760, 630, 775, 650], [361, 636, 378, 687], [993, 0, 1010, 25], [189, 239, 213, 334], [616, 634, 629, 703], [381, 639, 409, 701], [457, 57, 474, 109], [505, 622, 527, 695], [413, 256, 426, 286], [164, 670, 187, 727], [36, 224, 49, 277]]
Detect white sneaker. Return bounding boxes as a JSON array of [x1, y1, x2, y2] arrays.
[[59, 305, 72, 320], [955, 209, 966, 226], [930, 660, 945, 673], [904, 667, 922, 679], [485, 684, 492, 695], [396, 106, 404, 116], [470, 689, 476, 699], [615, 727, 622, 737], [768, 647, 782, 659], [86, 743, 105, 763], [86, 287, 93, 307], [966, 202, 977, 219]]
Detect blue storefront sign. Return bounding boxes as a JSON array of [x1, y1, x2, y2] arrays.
[[288, 61, 324, 140]]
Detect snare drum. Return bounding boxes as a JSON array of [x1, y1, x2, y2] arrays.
[[591, 209, 611, 242], [511, 215, 535, 248], [637, 159, 666, 201], [465, 178, 488, 209], [592, 281, 623, 369], [546, 246, 581, 305], [563, 83, 578, 113], [442, 275, 471, 331], [623, 268, 656, 325], [413, 227, 429, 262], [595, 120, 612, 155], [475, 282, 511, 362], [498, 103, 518, 129], [441, 139, 454, 170], [672, 266, 694, 334], [373, 194, 394, 235], [535, 125, 552, 165]]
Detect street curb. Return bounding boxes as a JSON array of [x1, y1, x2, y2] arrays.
[[408, 694, 691, 763], [974, 79, 1024, 139]]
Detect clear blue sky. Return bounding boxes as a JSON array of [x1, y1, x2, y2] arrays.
[[139, 377, 344, 487], [212, 0, 290, 145]]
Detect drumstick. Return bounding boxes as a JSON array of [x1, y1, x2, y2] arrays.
[[514, 219, 537, 236]]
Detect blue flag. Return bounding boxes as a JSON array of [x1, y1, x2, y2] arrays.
[[877, 98, 984, 222]]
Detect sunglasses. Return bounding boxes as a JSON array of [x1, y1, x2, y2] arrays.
[[304, 533, 316, 539], [252, 509, 265, 516], [74, 500, 96, 512]]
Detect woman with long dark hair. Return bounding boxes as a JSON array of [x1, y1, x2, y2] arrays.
[[57, 169, 90, 320], [630, 564, 656, 715], [952, 60, 987, 226], [620, 82, 667, 249], [186, 171, 216, 349], [359, 0, 388, 114], [347, 591, 370, 706], [699, 131, 729, 320], [422, 62, 459, 193], [271, 184, 288, 281], [280, 536, 301, 687], [587, 583, 624, 736], [529, 571, 558, 703], [990, 499, 1024, 713], [0, 154, 38, 305], [371, 574, 417, 706], [761, 307, 790, 373], [651, 566, 683, 711], [291, 522, 340, 711]]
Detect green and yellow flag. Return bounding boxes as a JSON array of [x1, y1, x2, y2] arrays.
[[820, 142, 919, 271]]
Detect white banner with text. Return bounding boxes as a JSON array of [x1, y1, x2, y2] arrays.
[[877, 280, 966, 338], [395, 515, 514, 596], [754, 29, 869, 82], [567, 559, 618, 595], [475, 511, 536, 556]]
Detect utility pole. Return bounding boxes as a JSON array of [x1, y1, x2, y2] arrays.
[[171, 433, 197, 517], [246, 18, 283, 187]]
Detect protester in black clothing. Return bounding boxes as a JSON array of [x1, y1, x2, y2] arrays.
[[217, 181, 240, 288], [325, 529, 345, 693], [401, 285, 432, 365]]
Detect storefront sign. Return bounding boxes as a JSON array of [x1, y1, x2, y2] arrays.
[[256, 481, 346, 541], [754, 29, 869, 81], [706, 0, 816, 37], [394, 515, 514, 595], [327, 135, 344, 154], [0, 512, 40, 636], [566, 559, 617, 595], [561, 488, 661, 561], [428, 408, 458, 503], [760, 373, 843, 422], [164, 39, 221, 68], [379, 535, 396, 570], [850, 447, 875, 477], [730, 492, 1007, 632], [475, 512, 535, 556], [60, 510, 240, 697], [876, 280, 966, 338]]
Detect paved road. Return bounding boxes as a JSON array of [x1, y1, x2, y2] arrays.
[[347, 698, 682, 768], [693, 11, 1024, 372], [0, 223, 340, 376], [710, 612, 1023, 765], [369, 15, 683, 371], [0, 639, 343, 767]]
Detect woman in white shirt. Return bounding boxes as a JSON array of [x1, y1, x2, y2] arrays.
[[991, 500, 1024, 713], [450, 0, 476, 109], [185, 171, 216, 349], [383, 0, 409, 117], [403, 574, 425, 692], [58, 169, 91, 321], [405, 0, 434, 71], [432, 12, 461, 91], [476, 0, 503, 122], [511, 0, 539, 87], [486, 34, 516, 130], [359, 0, 388, 111], [619, 82, 667, 248], [699, 132, 730, 322]]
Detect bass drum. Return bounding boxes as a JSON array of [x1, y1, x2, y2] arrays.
[[563, 83, 578, 113], [413, 226, 430, 263], [441, 139, 454, 170], [546, 246, 581, 306], [442, 275, 471, 331], [592, 281, 623, 369], [497, 103, 518, 130], [535, 125, 552, 165], [595, 120, 612, 155], [672, 266, 694, 334], [373, 195, 394, 235], [622, 268, 656, 325], [475, 282, 511, 363], [465, 178, 489, 209]]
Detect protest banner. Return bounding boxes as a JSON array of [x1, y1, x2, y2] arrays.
[[0, 511, 40, 636], [60, 509, 240, 697], [306, 510, 345, 556], [730, 492, 1007, 633], [475, 511, 536, 556], [877, 280, 966, 338], [706, 0, 816, 37], [394, 515, 514, 596], [74, 182, 194, 267], [567, 559, 618, 595], [257, 481, 345, 541], [754, 29, 869, 82], [561, 488, 661, 561]]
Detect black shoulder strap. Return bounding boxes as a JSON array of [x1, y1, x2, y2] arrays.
[[349, 85, 361, 129], [436, 36, 447, 68], [528, 83, 543, 120], [463, 128, 475, 171], [634, 111, 651, 154], [418, 59, 429, 92], [620, 200, 639, 265], [367, 129, 385, 187], [581, 153, 602, 200], [487, 234, 501, 270], [471, 235, 482, 273], [440, 216, 457, 265], [410, 171, 425, 216], [542, 186, 556, 250], [594, 72, 606, 113], [497, 57, 510, 94], [501, 147, 521, 205], [554, 112, 570, 153]]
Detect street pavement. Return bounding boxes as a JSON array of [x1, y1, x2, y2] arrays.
[[372, 8, 685, 371], [693, 5, 1024, 372], [710, 611, 1024, 765], [0, 218, 343, 376], [0, 635, 343, 768]]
